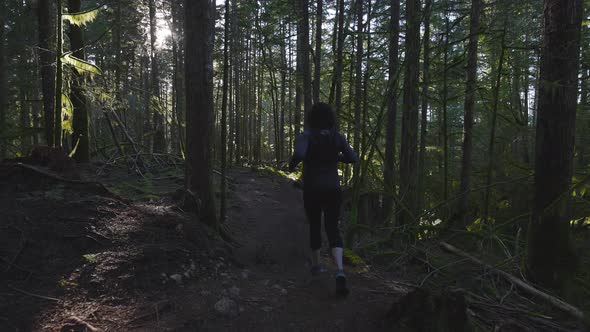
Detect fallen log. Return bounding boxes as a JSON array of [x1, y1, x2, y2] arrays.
[[8, 163, 128, 203], [440, 241, 584, 321]]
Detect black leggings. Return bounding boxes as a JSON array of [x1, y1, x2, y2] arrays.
[[303, 189, 343, 250]]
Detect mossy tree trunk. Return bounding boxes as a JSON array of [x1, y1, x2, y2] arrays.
[[68, 0, 89, 162], [54, 0, 63, 147]]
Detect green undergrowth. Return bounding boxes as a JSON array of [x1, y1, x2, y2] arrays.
[[343, 248, 366, 267], [106, 166, 183, 201], [254, 165, 300, 182]]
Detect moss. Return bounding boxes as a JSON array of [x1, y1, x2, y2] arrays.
[[58, 279, 78, 288], [82, 253, 98, 264], [343, 248, 366, 266], [255, 166, 300, 182], [109, 176, 160, 201]]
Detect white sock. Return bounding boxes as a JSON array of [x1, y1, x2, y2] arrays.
[[332, 247, 344, 272], [311, 249, 320, 266]]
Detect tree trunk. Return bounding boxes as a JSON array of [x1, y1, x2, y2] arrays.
[[280, 24, 287, 161], [300, 0, 312, 126], [38, 0, 56, 147], [68, 0, 90, 162], [185, 0, 218, 225], [417, 0, 431, 215], [442, 9, 449, 202], [398, 0, 421, 225], [295, 15, 303, 136], [149, 0, 166, 153], [383, 0, 400, 219], [330, 0, 345, 131], [526, 0, 582, 292], [219, 0, 230, 221], [313, 0, 322, 104], [114, 0, 122, 95], [457, 0, 481, 226], [0, 1, 5, 159], [54, 0, 64, 147], [352, 0, 363, 199], [141, 49, 151, 150], [483, 29, 506, 224], [232, 0, 241, 164]]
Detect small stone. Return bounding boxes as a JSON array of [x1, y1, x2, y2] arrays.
[[170, 274, 183, 284], [200, 290, 211, 296], [261, 306, 273, 313], [214, 297, 238, 317]]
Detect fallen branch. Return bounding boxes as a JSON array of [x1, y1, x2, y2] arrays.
[[12, 163, 128, 202], [8, 285, 59, 302], [440, 241, 584, 320]]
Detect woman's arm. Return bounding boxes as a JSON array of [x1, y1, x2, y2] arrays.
[[338, 133, 358, 163], [289, 132, 309, 171]]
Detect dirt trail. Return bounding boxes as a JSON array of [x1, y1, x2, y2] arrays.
[[0, 164, 406, 331], [190, 169, 404, 331]]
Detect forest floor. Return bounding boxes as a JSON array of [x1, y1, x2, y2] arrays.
[[0, 154, 587, 331], [0, 159, 406, 331]]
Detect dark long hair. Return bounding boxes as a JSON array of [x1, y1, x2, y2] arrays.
[[308, 102, 336, 130]]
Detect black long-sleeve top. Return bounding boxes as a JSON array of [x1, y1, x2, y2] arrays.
[[289, 129, 358, 192]]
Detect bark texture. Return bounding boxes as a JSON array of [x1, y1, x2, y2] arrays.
[[398, 0, 421, 225], [526, 0, 582, 291], [185, 0, 218, 225]]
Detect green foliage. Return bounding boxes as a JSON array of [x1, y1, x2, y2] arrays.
[[110, 177, 157, 201], [255, 166, 299, 182], [343, 248, 366, 267], [58, 278, 78, 288], [82, 253, 98, 264]]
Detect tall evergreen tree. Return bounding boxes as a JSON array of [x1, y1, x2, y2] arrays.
[[526, 0, 582, 291], [68, 0, 89, 162], [0, 0, 5, 159], [185, 0, 217, 225], [38, 0, 56, 146], [383, 0, 400, 219], [149, 0, 166, 153], [398, 0, 421, 225], [457, 0, 482, 227]]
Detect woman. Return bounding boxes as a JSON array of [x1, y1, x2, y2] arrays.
[[288, 102, 357, 296]]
